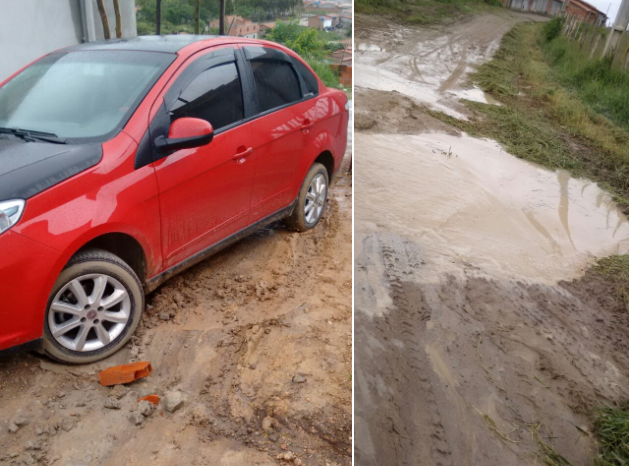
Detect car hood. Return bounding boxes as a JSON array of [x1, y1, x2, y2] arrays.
[[0, 138, 102, 201]]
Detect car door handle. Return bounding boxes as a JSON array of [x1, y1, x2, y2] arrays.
[[232, 147, 253, 163], [301, 120, 314, 131]]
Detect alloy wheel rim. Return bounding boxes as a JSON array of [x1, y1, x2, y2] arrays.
[[48, 273, 131, 352], [304, 174, 327, 224]]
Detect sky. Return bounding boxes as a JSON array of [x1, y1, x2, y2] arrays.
[[587, 0, 621, 22]]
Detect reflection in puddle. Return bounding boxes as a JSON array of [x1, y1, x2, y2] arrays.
[[355, 132, 629, 284], [357, 43, 385, 52]]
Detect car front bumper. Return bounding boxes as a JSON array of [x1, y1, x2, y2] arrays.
[[0, 231, 60, 352]]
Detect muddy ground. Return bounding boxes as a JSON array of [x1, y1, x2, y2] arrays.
[[0, 133, 352, 465], [355, 12, 629, 466]]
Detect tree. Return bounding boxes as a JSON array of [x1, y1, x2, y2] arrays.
[[219, 0, 225, 34], [195, 0, 201, 33], [113, 0, 122, 38], [96, 0, 111, 39]]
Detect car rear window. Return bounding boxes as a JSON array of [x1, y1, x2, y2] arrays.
[[250, 60, 302, 113], [291, 58, 319, 97], [170, 63, 244, 131]]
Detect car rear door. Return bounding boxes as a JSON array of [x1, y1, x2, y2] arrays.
[[240, 46, 317, 223], [151, 46, 257, 268]]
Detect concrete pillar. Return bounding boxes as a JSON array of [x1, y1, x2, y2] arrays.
[[604, 0, 629, 55]]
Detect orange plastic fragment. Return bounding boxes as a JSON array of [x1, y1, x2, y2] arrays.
[[138, 394, 160, 405], [98, 361, 152, 387]]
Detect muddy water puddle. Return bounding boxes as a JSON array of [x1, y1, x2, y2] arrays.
[[355, 132, 629, 283]]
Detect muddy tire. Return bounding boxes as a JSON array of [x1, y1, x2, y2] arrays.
[[284, 163, 329, 232], [43, 249, 144, 364]]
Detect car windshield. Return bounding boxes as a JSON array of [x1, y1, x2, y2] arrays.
[[0, 50, 174, 143]]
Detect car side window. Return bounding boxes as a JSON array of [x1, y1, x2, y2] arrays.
[[291, 58, 319, 97], [170, 62, 244, 131], [250, 59, 302, 113]]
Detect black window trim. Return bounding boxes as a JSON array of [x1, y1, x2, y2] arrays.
[[136, 46, 249, 169], [241, 46, 319, 121]]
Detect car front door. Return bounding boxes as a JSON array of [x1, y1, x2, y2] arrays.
[[151, 46, 257, 269], [241, 46, 315, 223]]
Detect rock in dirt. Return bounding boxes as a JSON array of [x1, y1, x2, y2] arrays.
[[128, 411, 144, 426], [138, 400, 154, 417], [60, 417, 77, 432], [104, 398, 121, 410], [8, 415, 28, 433], [277, 451, 302, 464], [292, 374, 306, 384], [163, 391, 185, 413], [261, 416, 276, 433]]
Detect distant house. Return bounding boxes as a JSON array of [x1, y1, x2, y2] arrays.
[[504, 0, 606, 26], [259, 22, 276, 36], [339, 14, 352, 28], [209, 15, 259, 38], [331, 45, 352, 65], [308, 15, 339, 30]]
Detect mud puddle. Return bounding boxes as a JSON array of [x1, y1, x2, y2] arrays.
[[357, 132, 629, 283], [0, 151, 352, 465], [355, 11, 629, 466]]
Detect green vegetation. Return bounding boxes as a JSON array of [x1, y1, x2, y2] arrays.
[[355, 0, 500, 26], [595, 255, 629, 309], [266, 21, 345, 89], [593, 404, 629, 465], [430, 22, 629, 212], [136, 0, 301, 34]]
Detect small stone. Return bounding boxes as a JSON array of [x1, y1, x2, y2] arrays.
[[128, 411, 144, 426], [60, 417, 77, 432], [277, 451, 296, 461], [268, 432, 279, 442], [24, 440, 42, 451], [158, 311, 170, 321], [104, 398, 121, 410], [163, 391, 185, 413], [292, 374, 306, 384], [11, 415, 28, 427], [138, 401, 154, 417], [261, 416, 275, 433], [109, 385, 128, 400], [7, 423, 19, 433], [249, 363, 257, 370]]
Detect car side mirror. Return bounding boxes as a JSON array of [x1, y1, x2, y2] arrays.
[[155, 117, 214, 154]]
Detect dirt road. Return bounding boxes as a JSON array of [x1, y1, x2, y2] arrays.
[[355, 12, 629, 466], [0, 134, 352, 465]]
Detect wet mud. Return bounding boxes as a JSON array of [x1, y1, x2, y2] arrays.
[[355, 11, 629, 466], [0, 149, 352, 464]]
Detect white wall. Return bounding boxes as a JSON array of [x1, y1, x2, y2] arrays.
[[0, 0, 137, 83]]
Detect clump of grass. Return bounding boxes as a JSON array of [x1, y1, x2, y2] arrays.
[[543, 17, 564, 43], [593, 404, 629, 465], [594, 256, 629, 309]]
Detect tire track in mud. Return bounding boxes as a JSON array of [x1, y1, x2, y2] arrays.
[[355, 233, 453, 466]]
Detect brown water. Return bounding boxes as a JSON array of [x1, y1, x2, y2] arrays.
[[356, 132, 629, 283]]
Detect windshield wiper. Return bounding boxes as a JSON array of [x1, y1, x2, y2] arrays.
[[0, 127, 67, 144]]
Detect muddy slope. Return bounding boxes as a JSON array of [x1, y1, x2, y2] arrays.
[[0, 162, 352, 465], [355, 11, 629, 466]]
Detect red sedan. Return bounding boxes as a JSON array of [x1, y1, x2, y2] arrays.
[[0, 35, 348, 363]]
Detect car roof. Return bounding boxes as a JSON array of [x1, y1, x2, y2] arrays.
[[63, 35, 227, 54]]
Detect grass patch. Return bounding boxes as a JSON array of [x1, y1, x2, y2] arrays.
[[594, 404, 629, 465], [355, 0, 501, 26], [595, 256, 629, 309]]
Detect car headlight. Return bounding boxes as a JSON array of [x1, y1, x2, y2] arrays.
[[0, 200, 25, 234]]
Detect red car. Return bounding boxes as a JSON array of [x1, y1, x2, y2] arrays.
[[0, 35, 348, 363]]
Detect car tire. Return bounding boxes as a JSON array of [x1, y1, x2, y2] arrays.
[[43, 248, 144, 364], [284, 162, 330, 232]]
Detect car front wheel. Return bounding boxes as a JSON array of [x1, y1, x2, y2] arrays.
[[43, 249, 144, 364]]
